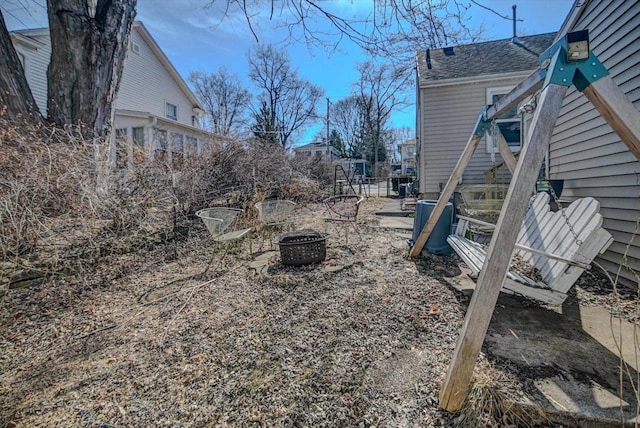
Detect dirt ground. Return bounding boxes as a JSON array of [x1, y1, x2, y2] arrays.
[[0, 198, 637, 427]]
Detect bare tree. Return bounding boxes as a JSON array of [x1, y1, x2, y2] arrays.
[[206, 1, 479, 62], [355, 60, 410, 175], [188, 67, 251, 136], [385, 125, 414, 163], [248, 43, 323, 148], [331, 95, 365, 158], [0, 1, 136, 137]]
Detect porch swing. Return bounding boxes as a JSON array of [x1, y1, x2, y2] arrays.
[[447, 188, 612, 305], [448, 97, 612, 305]]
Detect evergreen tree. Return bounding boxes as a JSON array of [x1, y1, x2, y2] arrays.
[[251, 100, 279, 145]]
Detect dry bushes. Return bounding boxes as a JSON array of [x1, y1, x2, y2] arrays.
[[0, 121, 174, 288], [0, 122, 332, 289], [172, 139, 328, 218], [0, 122, 94, 259]]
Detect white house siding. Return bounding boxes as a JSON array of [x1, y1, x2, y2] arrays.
[[418, 76, 525, 198], [11, 30, 51, 116], [549, 0, 640, 287], [115, 27, 196, 127]]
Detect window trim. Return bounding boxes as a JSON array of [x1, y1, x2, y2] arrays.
[[165, 102, 178, 121], [485, 86, 521, 154]]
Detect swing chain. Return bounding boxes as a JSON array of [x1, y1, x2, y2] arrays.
[[548, 182, 583, 246]]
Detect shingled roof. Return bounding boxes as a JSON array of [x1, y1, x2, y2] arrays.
[[417, 32, 557, 85]]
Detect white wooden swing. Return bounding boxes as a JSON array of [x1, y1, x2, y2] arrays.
[[447, 191, 612, 305], [407, 29, 640, 412]]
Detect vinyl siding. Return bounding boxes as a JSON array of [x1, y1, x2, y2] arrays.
[[115, 28, 195, 127], [12, 33, 51, 116], [418, 76, 526, 197], [549, 0, 640, 287], [13, 26, 198, 129]]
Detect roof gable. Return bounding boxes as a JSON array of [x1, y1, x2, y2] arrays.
[[417, 32, 556, 86], [132, 22, 201, 109]]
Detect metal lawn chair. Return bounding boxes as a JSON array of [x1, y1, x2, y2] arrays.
[[196, 207, 253, 273], [255, 200, 297, 248], [323, 194, 364, 244]]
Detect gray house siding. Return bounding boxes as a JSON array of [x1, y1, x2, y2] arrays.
[[549, 0, 640, 286], [418, 76, 525, 198]]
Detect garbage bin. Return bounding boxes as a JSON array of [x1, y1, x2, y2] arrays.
[[399, 183, 407, 198], [411, 200, 453, 255]]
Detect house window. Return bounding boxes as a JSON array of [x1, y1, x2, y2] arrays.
[[132, 127, 144, 147], [154, 129, 167, 162], [166, 103, 178, 121], [486, 87, 521, 153], [129, 127, 145, 164], [170, 133, 184, 152], [171, 133, 184, 169], [185, 135, 197, 154], [115, 128, 128, 169]]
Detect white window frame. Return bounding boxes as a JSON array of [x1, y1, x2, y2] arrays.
[[132, 127, 144, 147], [486, 86, 521, 154], [166, 103, 178, 121]]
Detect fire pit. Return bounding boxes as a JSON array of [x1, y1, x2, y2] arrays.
[[278, 230, 326, 266]]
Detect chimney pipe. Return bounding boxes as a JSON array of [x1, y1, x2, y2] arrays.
[[512, 5, 518, 42]]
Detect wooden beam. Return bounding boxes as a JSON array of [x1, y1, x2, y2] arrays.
[[409, 135, 482, 257], [439, 83, 569, 412], [581, 75, 640, 161], [493, 131, 518, 174], [486, 70, 543, 120]]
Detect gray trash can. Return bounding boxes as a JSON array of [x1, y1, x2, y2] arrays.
[[398, 183, 407, 198], [411, 200, 453, 255]]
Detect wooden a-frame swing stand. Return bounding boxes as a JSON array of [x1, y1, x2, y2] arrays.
[[408, 31, 640, 412]]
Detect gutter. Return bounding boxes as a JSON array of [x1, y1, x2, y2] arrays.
[[419, 70, 533, 89]]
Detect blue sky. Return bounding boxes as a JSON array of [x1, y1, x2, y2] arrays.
[[3, 0, 573, 145]]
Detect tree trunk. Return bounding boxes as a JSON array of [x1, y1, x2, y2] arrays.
[[46, 0, 137, 138], [0, 10, 44, 126]]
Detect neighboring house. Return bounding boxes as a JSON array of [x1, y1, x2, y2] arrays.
[[415, 32, 556, 198], [293, 142, 341, 160], [547, 0, 640, 287], [399, 138, 416, 175], [10, 22, 212, 170], [338, 158, 369, 179]]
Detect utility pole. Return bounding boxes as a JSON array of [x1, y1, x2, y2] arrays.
[[326, 97, 331, 159]]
